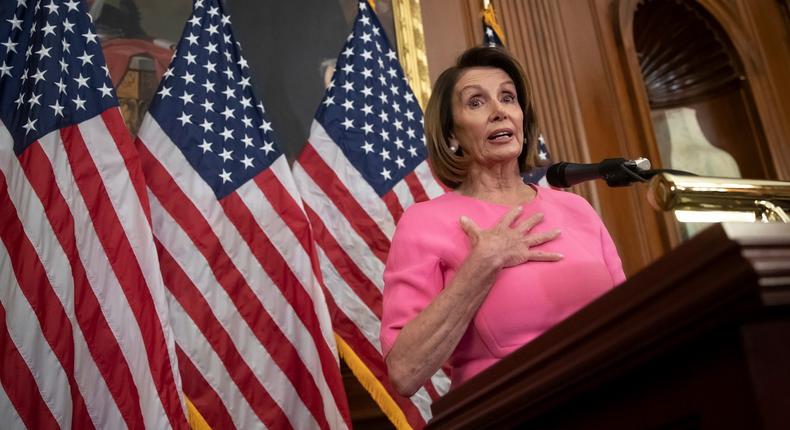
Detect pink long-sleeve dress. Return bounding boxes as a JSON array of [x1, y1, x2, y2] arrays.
[[381, 185, 626, 389]]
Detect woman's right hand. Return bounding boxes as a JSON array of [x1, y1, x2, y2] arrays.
[[459, 206, 563, 270]]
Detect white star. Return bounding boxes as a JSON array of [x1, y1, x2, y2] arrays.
[[360, 32, 372, 43], [14, 93, 24, 108], [222, 86, 235, 99], [188, 15, 201, 26], [361, 67, 372, 79], [158, 85, 172, 98], [362, 122, 374, 134], [22, 117, 37, 134], [64, 0, 79, 12], [0, 62, 12, 78], [73, 95, 86, 110], [406, 127, 416, 139], [394, 137, 404, 149], [36, 46, 52, 59], [239, 76, 251, 89], [73, 73, 89, 88], [389, 83, 400, 95], [241, 134, 254, 147], [55, 78, 66, 94], [62, 19, 75, 33], [61, 39, 70, 53], [539, 150, 548, 160], [387, 67, 398, 78], [323, 96, 335, 107], [405, 110, 415, 121], [194, 0, 204, 9], [372, 26, 380, 36], [31, 68, 47, 83], [219, 127, 234, 141], [206, 24, 218, 36], [408, 146, 418, 157], [393, 119, 403, 130], [219, 148, 233, 162], [201, 99, 214, 112], [220, 106, 234, 120], [182, 71, 195, 84], [27, 92, 41, 108], [342, 99, 354, 111], [395, 156, 405, 168], [203, 61, 216, 74], [185, 33, 199, 45], [362, 104, 373, 116], [183, 51, 197, 64], [342, 118, 354, 130], [260, 119, 272, 133], [219, 169, 232, 183], [163, 67, 174, 78], [360, 14, 371, 26], [50, 100, 65, 117], [240, 96, 252, 109], [260, 140, 274, 154], [240, 155, 254, 169], [7, 16, 23, 31], [379, 111, 390, 124], [241, 116, 253, 128], [386, 49, 397, 61], [341, 81, 354, 92], [341, 47, 354, 58], [179, 91, 194, 105], [362, 141, 374, 154], [361, 86, 373, 98], [98, 83, 113, 97], [208, 6, 219, 17], [404, 93, 415, 103], [379, 129, 390, 141], [44, 0, 58, 14], [205, 42, 218, 55], [379, 148, 390, 161], [200, 119, 213, 133], [2, 38, 18, 53], [177, 112, 192, 126], [341, 63, 354, 74], [199, 139, 213, 153], [381, 167, 392, 180], [82, 29, 98, 45], [221, 14, 232, 26], [77, 51, 93, 65], [392, 101, 401, 112], [41, 22, 56, 37], [361, 49, 373, 61]]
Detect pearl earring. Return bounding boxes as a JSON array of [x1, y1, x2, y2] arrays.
[[449, 143, 458, 153]]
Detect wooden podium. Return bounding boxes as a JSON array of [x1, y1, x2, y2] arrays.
[[427, 223, 790, 429]]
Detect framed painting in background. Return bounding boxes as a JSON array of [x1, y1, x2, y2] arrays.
[[95, 0, 430, 162]]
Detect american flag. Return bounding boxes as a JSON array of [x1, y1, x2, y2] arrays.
[[292, 2, 449, 428], [0, 0, 187, 429], [481, 2, 551, 185], [133, 0, 351, 428]]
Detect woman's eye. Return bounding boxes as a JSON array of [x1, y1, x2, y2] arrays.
[[502, 94, 516, 103], [467, 98, 482, 108]]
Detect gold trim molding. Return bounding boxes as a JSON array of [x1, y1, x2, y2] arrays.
[[392, 0, 431, 110]]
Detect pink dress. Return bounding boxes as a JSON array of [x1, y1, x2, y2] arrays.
[[380, 186, 626, 389]]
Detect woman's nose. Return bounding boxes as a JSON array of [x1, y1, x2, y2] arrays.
[[489, 101, 508, 121]]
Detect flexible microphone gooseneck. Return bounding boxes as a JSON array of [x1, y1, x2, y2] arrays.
[[546, 158, 656, 188]]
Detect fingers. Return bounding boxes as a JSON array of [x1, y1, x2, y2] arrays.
[[528, 251, 564, 262], [515, 212, 544, 234], [459, 215, 480, 238], [524, 228, 562, 247], [497, 205, 522, 228]]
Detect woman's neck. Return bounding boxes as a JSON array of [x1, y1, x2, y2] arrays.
[[457, 162, 535, 206]]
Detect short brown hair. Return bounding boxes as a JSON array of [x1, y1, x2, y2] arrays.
[[424, 46, 539, 189]]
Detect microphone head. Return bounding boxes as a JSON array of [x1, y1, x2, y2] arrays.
[[546, 162, 569, 188]]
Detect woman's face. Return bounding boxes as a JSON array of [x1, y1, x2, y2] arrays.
[[449, 67, 524, 169]]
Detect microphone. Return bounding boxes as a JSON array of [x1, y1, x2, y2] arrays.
[[546, 158, 652, 188]]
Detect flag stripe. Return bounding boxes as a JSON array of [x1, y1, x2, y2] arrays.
[[0, 300, 60, 430], [138, 138, 327, 429], [0, 377, 25, 430], [254, 167, 312, 251], [305, 205, 383, 317], [381, 190, 404, 223], [413, 161, 445, 199], [297, 145, 391, 263], [175, 345, 236, 430], [60, 121, 182, 429], [23, 134, 149, 428], [403, 171, 429, 203], [155, 238, 290, 430], [293, 163, 387, 291]]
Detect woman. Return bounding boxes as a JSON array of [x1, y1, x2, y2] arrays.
[[380, 46, 626, 397]]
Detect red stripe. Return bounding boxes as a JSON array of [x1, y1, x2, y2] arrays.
[[304, 204, 383, 317], [381, 190, 404, 223], [8, 147, 102, 430], [220, 192, 333, 430], [404, 172, 430, 203], [175, 346, 237, 430], [254, 168, 312, 251], [101, 110, 153, 226], [60, 125, 187, 429], [139, 144, 330, 429], [322, 293, 428, 429], [156, 241, 290, 429], [0, 302, 60, 430], [297, 144, 391, 263]]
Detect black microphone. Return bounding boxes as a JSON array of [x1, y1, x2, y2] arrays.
[[546, 158, 651, 188]]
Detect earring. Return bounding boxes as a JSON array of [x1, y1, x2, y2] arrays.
[[449, 143, 459, 153]]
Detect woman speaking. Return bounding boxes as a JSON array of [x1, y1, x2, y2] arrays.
[[380, 46, 626, 396]]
